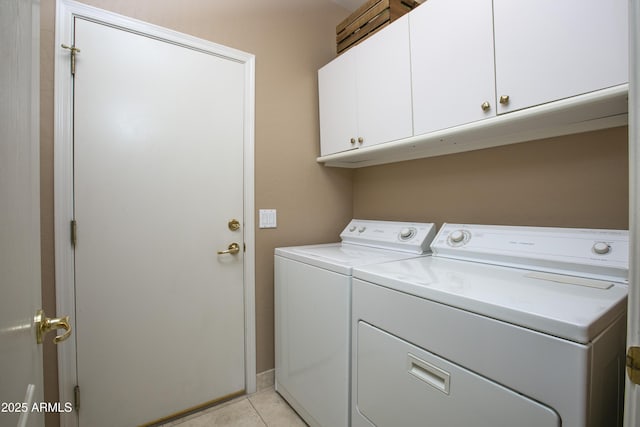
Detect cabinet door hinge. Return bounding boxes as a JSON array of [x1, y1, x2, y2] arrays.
[[70, 220, 77, 247], [73, 385, 80, 411], [626, 346, 640, 385]]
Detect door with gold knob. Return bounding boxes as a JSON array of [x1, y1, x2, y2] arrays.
[[59, 7, 251, 426], [1, 1, 47, 426]]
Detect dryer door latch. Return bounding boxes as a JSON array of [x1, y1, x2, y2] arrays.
[[626, 347, 640, 385]]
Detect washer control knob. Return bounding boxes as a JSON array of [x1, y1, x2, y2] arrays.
[[593, 242, 611, 255], [449, 230, 465, 243], [359, 226, 367, 233], [349, 226, 356, 232]]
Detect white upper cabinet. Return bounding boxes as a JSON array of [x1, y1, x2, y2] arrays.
[[318, 15, 413, 156], [410, 0, 496, 135], [317, 1, 628, 167], [318, 48, 358, 156], [356, 15, 413, 148], [493, 0, 628, 114]]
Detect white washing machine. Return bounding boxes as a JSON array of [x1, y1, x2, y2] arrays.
[[351, 223, 629, 427], [275, 219, 437, 427]]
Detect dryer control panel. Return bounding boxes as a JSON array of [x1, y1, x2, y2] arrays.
[[432, 223, 629, 283], [340, 219, 437, 254]]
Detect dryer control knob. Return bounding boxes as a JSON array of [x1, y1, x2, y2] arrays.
[[358, 226, 367, 233], [449, 230, 465, 243], [593, 242, 610, 255], [349, 226, 357, 232], [399, 227, 415, 240]]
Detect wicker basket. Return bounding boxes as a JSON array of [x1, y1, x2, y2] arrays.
[[336, 0, 421, 54]]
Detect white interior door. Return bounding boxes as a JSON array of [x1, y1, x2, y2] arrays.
[[71, 16, 246, 426], [0, 1, 44, 426]]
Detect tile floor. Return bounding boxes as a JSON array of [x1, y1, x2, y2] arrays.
[[160, 387, 307, 427]]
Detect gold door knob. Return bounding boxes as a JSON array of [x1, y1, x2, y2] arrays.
[[217, 243, 240, 255], [35, 309, 72, 344], [228, 219, 240, 231], [481, 101, 491, 111], [499, 95, 510, 104]]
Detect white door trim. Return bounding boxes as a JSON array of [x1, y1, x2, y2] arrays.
[[53, 1, 256, 425], [625, 0, 640, 425]]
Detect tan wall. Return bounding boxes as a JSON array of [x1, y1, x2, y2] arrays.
[[39, 1, 353, 425], [353, 126, 629, 230]]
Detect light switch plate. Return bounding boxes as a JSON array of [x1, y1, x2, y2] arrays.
[[259, 209, 277, 229]]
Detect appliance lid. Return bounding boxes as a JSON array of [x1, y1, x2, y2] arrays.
[[353, 256, 627, 344], [274, 219, 438, 274], [275, 243, 428, 275]]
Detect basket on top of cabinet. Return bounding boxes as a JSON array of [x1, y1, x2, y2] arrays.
[[337, 0, 421, 54]]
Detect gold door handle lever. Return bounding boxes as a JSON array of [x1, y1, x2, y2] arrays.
[[35, 309, 72, 344], [217, 243, 240, 255]]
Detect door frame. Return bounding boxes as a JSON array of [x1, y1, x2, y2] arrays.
[[625, 0, 640, 424], [53, 1, 256, 425]]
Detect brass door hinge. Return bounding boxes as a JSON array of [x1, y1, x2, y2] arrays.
[[73, 385, 80, 411], [626, 346, 640, 385], [70, 220, 77, 247], [61, 44, 81, 75]]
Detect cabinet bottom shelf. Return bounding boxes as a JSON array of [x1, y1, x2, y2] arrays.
[[317, 84, 628, 168]]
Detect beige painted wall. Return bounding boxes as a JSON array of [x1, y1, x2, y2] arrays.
[[40, 1, 353, 425], [353, 126, 629, 230]]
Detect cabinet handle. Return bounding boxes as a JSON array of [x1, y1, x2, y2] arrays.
[[350, 138, 356, 144], [358, 137, 364, 143], [499, 95, 510, 105], [481, 101, 491, 111]]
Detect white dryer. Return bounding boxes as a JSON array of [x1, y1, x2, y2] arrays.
[[275, 219, 437, 427], [351, 223, 629, 427]]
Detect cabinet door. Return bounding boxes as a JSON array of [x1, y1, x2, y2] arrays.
[[410, 0, 495, 136], [494, 0, 628, 114], [318, 49, 358, 156], [356, 15, 413, 148]]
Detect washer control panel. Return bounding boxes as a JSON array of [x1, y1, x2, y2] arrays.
[[432, 223, 629, 282], [340, 219, 437, 254]]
